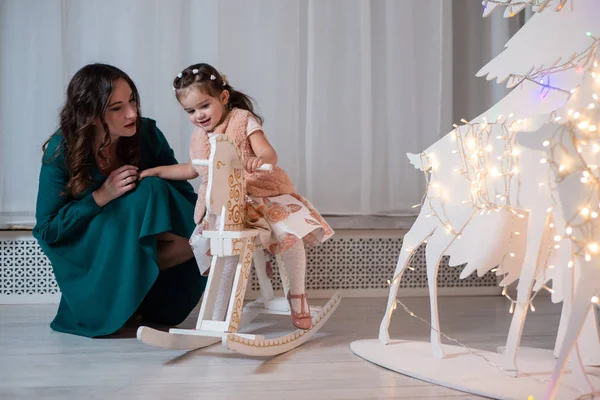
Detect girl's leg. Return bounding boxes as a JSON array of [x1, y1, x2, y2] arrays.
[[280, 240, 311, 329], [156, 232, 194, 270], [211, 256, 238, 321]]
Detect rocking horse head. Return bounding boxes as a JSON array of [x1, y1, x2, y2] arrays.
[[191, 134, 245, 232], [192, 134, 272, 233]]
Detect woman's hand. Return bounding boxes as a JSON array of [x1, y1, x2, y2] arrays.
[[92, 165, 138, 207], [245, 157, 265, 172]]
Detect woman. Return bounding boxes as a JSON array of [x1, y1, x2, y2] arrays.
[[33, 63, 206, 337]]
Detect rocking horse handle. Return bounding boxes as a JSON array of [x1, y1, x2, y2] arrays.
[[191, 159, 273, 172], [191, 159, 210, 167]]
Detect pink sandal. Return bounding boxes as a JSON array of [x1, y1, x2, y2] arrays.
[[287, 293, 312, 330]]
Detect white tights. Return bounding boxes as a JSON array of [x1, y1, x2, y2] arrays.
[[211, 239, 308, 320]]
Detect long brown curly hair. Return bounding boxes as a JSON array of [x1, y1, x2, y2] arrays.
[[43, 63, 142, 198]]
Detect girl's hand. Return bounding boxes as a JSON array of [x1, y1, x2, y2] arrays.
[[139, 168, 159, 179], [93, 165, 138, 207], [245, 157, 265, 172]]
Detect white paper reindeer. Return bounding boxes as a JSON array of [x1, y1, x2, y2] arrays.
[[377, 112, 561, 364], [137, 134, 340, 356]]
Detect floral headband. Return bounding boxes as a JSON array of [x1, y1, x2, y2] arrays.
[[173, 69, 228, 90]]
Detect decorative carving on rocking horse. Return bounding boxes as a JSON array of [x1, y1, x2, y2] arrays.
[[137, 133, 341, 357], [228, 241, 255, 334]]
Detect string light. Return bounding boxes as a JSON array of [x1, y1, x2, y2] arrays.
[[390, 294, 574, 389], [481, 0, 560, 10]]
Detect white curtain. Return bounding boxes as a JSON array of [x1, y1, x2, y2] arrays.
[[451, 1, 528, 122], [0, 0, 522, 228]]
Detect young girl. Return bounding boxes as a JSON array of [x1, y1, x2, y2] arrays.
[[140, 63, 333, 329]]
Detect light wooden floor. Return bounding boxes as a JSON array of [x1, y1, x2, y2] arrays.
[[0, 296, 561, 400]]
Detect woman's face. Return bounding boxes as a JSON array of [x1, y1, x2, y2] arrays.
[[96, 78, 138, 138]]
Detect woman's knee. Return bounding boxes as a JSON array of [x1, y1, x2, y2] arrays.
[[157, 234, 194, 270], [136, 176, 169, 195], [156, 231, 185, 242]]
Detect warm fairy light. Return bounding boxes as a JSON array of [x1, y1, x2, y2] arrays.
[[578, 121, 590, 129]]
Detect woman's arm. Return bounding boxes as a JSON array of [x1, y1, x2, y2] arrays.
[[32, 140, 103, 245]]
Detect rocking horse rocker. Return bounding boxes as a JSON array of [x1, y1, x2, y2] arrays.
[[137, 134, 341, 356]]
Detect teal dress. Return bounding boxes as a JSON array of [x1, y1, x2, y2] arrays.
[[33, 118, 206, 337]]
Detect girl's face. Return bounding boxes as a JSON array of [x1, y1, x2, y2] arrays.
[[179, 88, 229, 132], [95, 78, 138, 138]]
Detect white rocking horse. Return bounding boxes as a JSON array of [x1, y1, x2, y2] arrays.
[[137, 134, 341, 356]]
